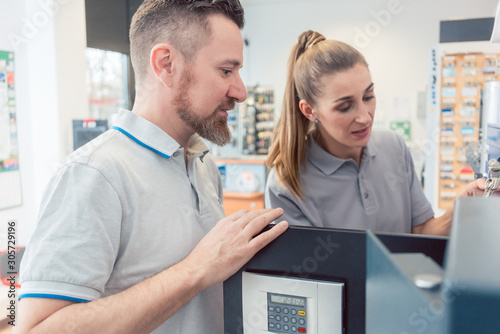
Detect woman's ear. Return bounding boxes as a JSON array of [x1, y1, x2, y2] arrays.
[[150, 43, 176, 87], [299, 99, 317, 122]]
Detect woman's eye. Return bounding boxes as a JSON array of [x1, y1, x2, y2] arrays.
[[338, 104, 351, 112], [364, 91, 375, 101]]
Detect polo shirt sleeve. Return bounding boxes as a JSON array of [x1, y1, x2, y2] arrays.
[[19, 162, 122, 302], [399, 136, 435, 227], [265, 169, 313, 227]]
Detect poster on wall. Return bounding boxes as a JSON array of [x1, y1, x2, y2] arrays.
[[0, 50, 22, 210]]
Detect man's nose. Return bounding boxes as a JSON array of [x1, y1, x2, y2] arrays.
[[228, 73, 247, 103]]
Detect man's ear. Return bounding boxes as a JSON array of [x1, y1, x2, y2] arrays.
[[299, 99, 316, 122], [150, 43, 177, 87]]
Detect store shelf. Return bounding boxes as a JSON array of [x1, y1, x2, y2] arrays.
[[223, 192, 265, 215], [223, 191, 265, 199], [215, 158, 266, 165], [438, 52, 500, 209]]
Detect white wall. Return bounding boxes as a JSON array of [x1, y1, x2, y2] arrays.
[[241, 0, 500, 209], [0, 0, 88, 246]]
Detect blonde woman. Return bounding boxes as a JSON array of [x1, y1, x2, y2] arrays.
[[266, 30, 487, 236]]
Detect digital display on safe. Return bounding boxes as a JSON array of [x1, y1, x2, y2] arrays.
[[267, 293, 307, 333]]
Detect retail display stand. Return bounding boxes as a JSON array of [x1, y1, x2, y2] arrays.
[[215, 158, 267, 215], [438, 52, 500, 209], [242, 86, 274, 155]]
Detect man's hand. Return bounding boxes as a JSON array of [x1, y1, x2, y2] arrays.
[[184, 208, 288, 288], [15, 209, 288, 334]]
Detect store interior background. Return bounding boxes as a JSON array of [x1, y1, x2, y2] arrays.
[[1, 0, 499, 247]]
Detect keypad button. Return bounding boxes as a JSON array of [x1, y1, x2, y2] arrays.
[[269, 306, 274, 312], [275, 315, 281, 321], [275, 307, 281, 313], [283, 307, 289, 314], [283, 316, 289, 322], [299, 318, 305, 325], [276, 323, 282, 330], [291, 309, 297, 315], [291, 326, 297, 332], [269, 323, 275, 329], [291, 317, 297, 324], [283, 324, 289, 331]]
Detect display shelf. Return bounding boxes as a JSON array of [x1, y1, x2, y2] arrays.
[[222, 192, 265, 215], [242, 86, 274, 155], [438, 52, 500, 209]]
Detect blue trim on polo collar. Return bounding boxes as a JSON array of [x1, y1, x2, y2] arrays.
[[112, 126, 171, 159]]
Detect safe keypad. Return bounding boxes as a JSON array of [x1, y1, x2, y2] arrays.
[[267, 300, 307, 333]]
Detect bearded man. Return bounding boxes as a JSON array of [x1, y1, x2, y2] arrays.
[[16, 1, 288, 333]]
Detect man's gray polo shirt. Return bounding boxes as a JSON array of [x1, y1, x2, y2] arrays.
[[20, 109, 226, 333], [266, 130, 434, 233]]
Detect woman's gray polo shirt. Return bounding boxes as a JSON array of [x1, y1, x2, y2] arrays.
[[20, 109, 226, 333], [266, 130, 434, 233]]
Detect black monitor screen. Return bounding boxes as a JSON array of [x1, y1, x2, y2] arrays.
[[72, 119, 108, 150]]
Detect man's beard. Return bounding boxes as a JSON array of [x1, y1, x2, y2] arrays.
[[175, 67, 233, 146]]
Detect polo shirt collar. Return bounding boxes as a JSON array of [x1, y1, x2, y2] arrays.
[[364, 137, 377, 158], [187, 135, 211, 160], [112, 109, 208, 159], [307, 135, 377, 175]]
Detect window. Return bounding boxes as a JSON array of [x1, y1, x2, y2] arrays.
[[85, 48, 130, 123]]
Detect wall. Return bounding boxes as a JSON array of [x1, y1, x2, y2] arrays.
[[0, 0, 88, 246], [241, 0, 500, 209]]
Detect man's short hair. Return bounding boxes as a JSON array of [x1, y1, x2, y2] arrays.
[[130, 0, 245, 82]]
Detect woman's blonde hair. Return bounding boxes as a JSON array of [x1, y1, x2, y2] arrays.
[[266, 30, 368, 199]]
